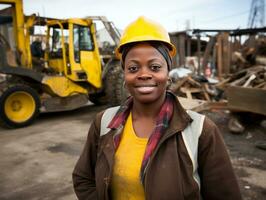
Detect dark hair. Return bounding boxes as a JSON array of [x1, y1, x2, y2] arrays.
[[121, 41, 172, 71]]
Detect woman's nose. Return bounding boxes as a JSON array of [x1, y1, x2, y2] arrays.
[[137, 68, 152, 80], [137, 74, 152, 80]]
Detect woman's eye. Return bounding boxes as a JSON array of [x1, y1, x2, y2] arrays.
[[128, 66, 138, 72], [150, 65, 161, 71]]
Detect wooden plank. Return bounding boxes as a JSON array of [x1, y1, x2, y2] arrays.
[[230, 74, 250, 86], [187, 76, 201, 87], [169, 77, 189, 93], [180, 87, 192, 99], [226, 86, 266, 115], [203, 91, 211, 101], [177, 96, 208, 112], [215, 77, 231, 90], [186, 91, 193, 99], [242, 74, 256, 87], [254, 82, 266, 89], [230, 66, 264, 86], [207, 101, 228, 110], [202, 84, 211, 101], [180, 87, 202, 94], [178, 97, 228, 112]]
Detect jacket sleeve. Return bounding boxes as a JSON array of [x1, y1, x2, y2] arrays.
[[72, 114, 101, 200], [198, 117, 242, 200]]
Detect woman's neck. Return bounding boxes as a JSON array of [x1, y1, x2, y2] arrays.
[[131, 93, 166, 119]]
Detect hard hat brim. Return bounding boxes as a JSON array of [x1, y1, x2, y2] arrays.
[[115, 40, 176, 59]]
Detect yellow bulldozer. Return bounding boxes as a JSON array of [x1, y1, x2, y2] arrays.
[[0, 0, 127, 128]]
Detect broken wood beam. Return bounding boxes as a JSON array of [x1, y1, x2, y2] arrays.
[[169, 77, 189, 93], [226, 86, 266, 115]]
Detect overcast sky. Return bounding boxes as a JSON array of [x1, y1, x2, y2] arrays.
[[21, 0, 253, 32]]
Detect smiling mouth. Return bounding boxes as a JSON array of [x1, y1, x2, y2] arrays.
[[134, 85, 157, 93], [135, 84, 157, 87]]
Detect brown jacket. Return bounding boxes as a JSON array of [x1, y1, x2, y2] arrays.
[[72, 98, 242, 200]]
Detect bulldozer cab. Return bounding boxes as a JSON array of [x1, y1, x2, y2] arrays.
[[45, 19, 102, 89]]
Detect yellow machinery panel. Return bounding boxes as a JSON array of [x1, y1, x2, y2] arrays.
[[48, 59, 64, 73], [42, 76, 88, 97], [1, 0, 30, 67], [80, 51, 102, 88]]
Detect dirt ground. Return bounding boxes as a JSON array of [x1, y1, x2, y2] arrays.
[[0, 104, 265, 200], [203, 110, 266, 200]]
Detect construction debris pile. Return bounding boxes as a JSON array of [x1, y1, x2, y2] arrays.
[[216, 65, 266, 90], [169, 72, 219, 102], [232, 36, 266, 70], [169, 28, 266, 119]]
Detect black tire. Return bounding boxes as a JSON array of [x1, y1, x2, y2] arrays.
[[89, 92, 108, 105], [0, 84, 40, 128], [104, 63, 129, 106]]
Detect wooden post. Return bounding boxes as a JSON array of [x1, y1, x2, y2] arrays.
[[217, 33, 223, 78], [178, 33, 186, 67], [212, 38, 217, 76], [186, 36, 191, 57], [202, 36, 216, 74], [247, 34, 256, 48], [222, 32, 230, 76], [197, 34, 201, 75], [170, 34, 178, 68]]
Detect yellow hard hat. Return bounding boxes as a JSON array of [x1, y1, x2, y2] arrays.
[[116, 16, 176, 59]]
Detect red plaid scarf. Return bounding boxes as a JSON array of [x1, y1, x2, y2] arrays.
[[108, 92, 174, 183]]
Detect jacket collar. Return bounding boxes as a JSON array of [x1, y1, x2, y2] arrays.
[[108, 91, 192, 138], [163, 95, 192, 138]]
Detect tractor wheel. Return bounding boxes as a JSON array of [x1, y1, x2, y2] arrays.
[[0, 84, 40, 128], [105, 63, 129, 106], [89, 92, 108, 105]]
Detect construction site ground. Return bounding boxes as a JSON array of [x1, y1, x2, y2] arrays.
[[0, 103, 265, 200]]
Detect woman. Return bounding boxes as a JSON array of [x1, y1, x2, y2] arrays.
[[72, 16, 242, 200]]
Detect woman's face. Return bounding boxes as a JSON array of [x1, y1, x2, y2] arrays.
[[124, 43, 169, 104]]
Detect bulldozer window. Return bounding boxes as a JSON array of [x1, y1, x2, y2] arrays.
[[49, 27, 69, 59], [0, 4, 15, 51], [73, 25, 94, 63]]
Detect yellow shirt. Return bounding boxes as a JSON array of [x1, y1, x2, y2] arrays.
[[111, 112, 148, 200]]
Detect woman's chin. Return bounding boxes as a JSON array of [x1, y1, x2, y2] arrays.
[[132, 94, 163, 104]]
